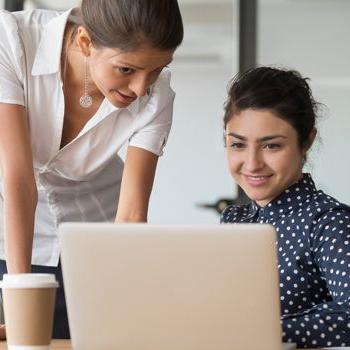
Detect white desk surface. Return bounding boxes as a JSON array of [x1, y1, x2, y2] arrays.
[[1, 340, 350, 349]]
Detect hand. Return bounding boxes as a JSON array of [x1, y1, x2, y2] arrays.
[[0, 324, 5, 340]]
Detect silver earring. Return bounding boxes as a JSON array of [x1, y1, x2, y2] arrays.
[[79, 56, 93, 108]]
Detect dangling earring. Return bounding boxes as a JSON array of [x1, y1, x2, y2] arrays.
[[79, 56, 93, 108]]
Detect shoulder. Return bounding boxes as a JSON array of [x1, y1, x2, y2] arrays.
[[220, 204, 251, 223], [138, 69, 174, 110], [0, 9, 59, 32], [0, 9, 59, 63], [0, 10, 22, 52], [154, 69, 172, 89], [307, 190, 350, 238], [150, 68, 175, 105], [0, 9, 20, 31], [130, 69, 175, 127], [294, 174, 350, 223], [309, 189, 350, 219]]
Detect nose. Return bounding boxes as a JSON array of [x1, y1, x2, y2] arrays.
[[129, 77, 148, 97], [244, 147, 264, 173]]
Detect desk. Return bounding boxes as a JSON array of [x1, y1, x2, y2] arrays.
[[0, 340, 71, 349], [0, 340, 337, 350]]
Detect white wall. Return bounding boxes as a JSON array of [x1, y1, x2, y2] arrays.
[[148, 2, 239, 223], [258, 0, 350, 203]]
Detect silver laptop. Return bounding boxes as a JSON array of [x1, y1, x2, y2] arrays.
[[59, 223, 294, 350]]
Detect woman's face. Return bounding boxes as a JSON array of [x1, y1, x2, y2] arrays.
[[88, 45, 174, 108], [225, 109, 307, 207]]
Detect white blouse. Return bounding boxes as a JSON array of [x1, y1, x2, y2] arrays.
[[0, 9, 175, 266]]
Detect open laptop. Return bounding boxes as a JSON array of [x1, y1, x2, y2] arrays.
[[59, 223, 295, 350]]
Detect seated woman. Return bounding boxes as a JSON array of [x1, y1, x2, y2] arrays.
[[221, 66, 350, 348]]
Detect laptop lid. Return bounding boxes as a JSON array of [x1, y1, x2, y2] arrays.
[[59, 223, 282, 350]]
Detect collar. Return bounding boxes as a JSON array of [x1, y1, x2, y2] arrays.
[[31, 9, 145, 114], [31, 9, 73, 76], [247, 173, 317, 219], [243, 201, 259, 221]]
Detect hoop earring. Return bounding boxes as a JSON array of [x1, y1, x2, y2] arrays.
[[79, 56, 93, 108]]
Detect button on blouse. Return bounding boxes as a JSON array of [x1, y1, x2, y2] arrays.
[[221, 173, 350, 348]]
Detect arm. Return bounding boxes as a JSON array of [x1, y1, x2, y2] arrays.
[[282, 209, 350, 348], [0, 103, 37, 273], [115, 146, 158, 222], [116, 71, 174, 222]]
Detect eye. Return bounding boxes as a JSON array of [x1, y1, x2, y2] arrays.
[[229, 142, 246, 149], [118, 67, 134, 75], [263, 143, 281, 150]]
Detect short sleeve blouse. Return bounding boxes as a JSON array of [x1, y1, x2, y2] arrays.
[[0, 9, 176, 266]]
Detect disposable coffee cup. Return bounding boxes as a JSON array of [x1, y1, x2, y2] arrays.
[[0, 273, 59, 350]]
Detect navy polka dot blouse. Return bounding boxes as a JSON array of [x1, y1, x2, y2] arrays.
[[221, 173, 350, 348]]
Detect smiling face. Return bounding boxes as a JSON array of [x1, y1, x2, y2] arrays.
[[225, 109, 309, 207], [87, 45, 174, 108]]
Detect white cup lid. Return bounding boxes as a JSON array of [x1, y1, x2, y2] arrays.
[[0, 273, 59, 289]]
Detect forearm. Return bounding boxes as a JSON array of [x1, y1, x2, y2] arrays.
[[115, 146, 159, 223], [3, 176, 37, 273], [115, 184, 150, 222]]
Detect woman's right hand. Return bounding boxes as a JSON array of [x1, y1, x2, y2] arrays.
[[0, 324, 5, 339]]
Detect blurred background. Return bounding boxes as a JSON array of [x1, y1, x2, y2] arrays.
[[1, 0, 349, 224]]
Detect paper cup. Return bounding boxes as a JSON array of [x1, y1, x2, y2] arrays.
[[0, 274, 59, 350]]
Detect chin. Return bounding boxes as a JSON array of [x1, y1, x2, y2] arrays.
[[245, 190, 272, 204], [116, 102, 130, 108], [109, 97, 130, 109]]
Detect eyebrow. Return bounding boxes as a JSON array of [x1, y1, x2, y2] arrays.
[[226, 132, 288, 142], [117, 59, 173, 71]]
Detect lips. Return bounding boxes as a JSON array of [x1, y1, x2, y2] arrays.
[[243, 174, 272, 187], [114, 90, 137, 105]]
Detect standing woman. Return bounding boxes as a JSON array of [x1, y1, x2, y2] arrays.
[[221, 67, 350, 348], [0, 0, 183, 338]]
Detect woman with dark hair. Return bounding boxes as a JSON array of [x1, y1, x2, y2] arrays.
[[221, 67, 350, 348], [0, 0, 183, 338]]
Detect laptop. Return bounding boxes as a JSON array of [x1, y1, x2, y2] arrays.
[[59, 223, 295, 350]]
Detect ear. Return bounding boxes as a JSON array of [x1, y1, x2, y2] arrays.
[[75, 26, 93, 57], [302, 128, 317, 155]]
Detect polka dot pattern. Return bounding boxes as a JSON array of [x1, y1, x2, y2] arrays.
[[221, 173, 350, 348]]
